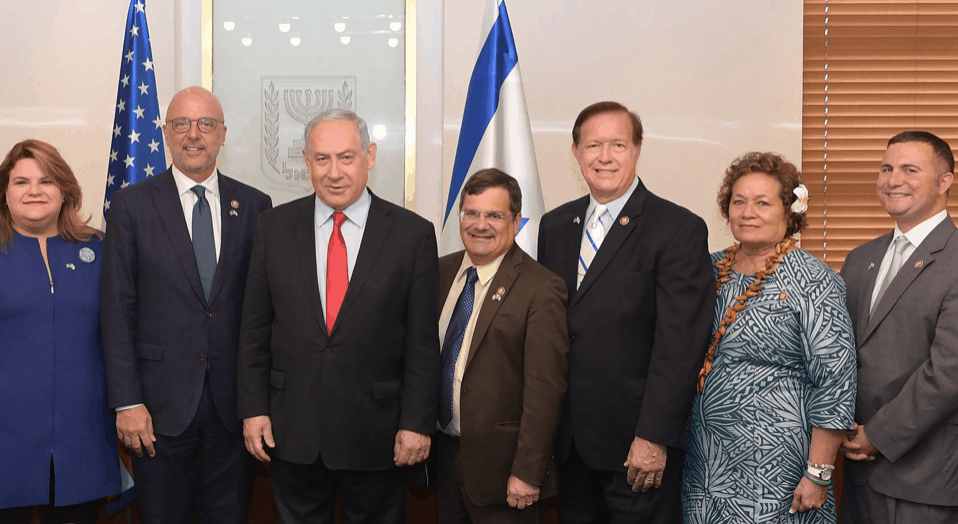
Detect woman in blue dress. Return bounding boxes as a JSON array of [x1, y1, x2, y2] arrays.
[[0, 140, 121, 523], [682, 152, 857, 523]]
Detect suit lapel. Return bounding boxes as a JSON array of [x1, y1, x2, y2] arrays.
[[333, 191, 392, 333], [152, 170, 206, 304], [570, 182, 648, 308], [438, 252, 466, 305], [464, 245, 523, 372], [863, 220, 956, 342], [561, 197, 589, 304], [852, 233, 890, 342], [209, 172, 237, 304], [294, 196, 328, 335]]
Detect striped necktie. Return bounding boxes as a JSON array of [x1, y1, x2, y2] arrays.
[[577, 204, 608, 288]]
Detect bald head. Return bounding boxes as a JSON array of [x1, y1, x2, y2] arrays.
[[163, 86, 227, 182]]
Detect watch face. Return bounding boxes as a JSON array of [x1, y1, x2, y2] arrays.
[[821, 469, 832, 481]]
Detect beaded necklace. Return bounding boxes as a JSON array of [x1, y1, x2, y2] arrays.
[[695, 237, 796, 394]]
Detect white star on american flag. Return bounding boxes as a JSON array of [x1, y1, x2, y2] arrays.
[[138, 82, 150, 95], [117, 100, 126, 112], [142, 58, 154, 71], [147, 139, 161, 153], [134, 106, 145, 119], [153, 115, 163, 129], [107, 174, 115, 186], [104, 199, 111, 212], [144, 164, 156, 177], [110, 149, 118, 162], [125, 50, 134, 63], [121, 74, 130, 87], [135, 1, 145, 12], [121, 180, 131, 188], [124, 155, 135, 168], [113, 124, 122, 137], [128, 130, 141, 144], [130, 25, 139, 37]]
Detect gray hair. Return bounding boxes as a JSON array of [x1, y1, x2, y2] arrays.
[[303, 108, 371, 155]]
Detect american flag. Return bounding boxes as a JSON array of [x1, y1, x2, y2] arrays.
[[104, 0, 166, 223]]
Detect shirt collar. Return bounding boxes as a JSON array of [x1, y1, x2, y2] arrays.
[[314, 188, 371, 229], [587, 175, 639, 222], [172, 165, 219, 199], [894, 209, 948, 249], [459, 251, 507, 286]]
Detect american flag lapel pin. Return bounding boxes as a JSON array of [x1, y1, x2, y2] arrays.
[[573, 216, 581, 224], [230, 200, 239, 216], [867, 263, 875, 270], [492, 286, 506, 301]]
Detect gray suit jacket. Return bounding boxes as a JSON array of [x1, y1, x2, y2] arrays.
[[840, 217, 958, 506]]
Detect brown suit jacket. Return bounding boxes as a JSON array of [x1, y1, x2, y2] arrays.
[[438, 244, 570, 506]]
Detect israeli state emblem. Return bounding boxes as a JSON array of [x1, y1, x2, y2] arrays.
[[261, 77, 357, 191]]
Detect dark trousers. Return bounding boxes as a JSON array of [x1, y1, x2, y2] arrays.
[[434, 432, 539, 524], [558, 441, 683, 524], [0, 461, 97, 524], [841, 478, 958, 524], [131, 374, 255, 524], [270, 454, 407, 524]]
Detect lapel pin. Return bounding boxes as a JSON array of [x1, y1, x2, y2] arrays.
[[229, 209, 238, 216], [65, 263, 76, 270], [492, 286, 506, 301], [867, 263, 875, 270], [231, 200, 239, 209], [619, 216, 630, 226], [78, 247, 96, 263], [915, 260, 924, 269], [573, 216, 581, 224]]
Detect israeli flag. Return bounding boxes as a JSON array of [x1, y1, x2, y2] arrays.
[[440, 0, 544, 258]]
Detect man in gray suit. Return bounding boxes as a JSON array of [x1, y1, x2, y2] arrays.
[[839, 131, 958, 523]]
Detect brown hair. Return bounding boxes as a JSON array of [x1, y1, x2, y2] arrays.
[[460, 168, 522, 216], [572, 101, 643, 147], [717, 152, 807, 238], [0, 139, 101, 251]]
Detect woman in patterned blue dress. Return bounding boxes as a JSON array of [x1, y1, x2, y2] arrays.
[[682, 152, 857, 523]]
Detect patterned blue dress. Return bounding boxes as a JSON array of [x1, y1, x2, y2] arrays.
[[682, 249, 857, 523]]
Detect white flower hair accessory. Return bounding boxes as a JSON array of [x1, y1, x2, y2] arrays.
[[791, 184, 809, 214]]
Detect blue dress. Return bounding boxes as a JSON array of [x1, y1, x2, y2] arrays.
[[682, 249, 856, 523], [0, 232, 121, 508]]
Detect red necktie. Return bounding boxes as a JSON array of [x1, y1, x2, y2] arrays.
[[326, 212, 348, 333]]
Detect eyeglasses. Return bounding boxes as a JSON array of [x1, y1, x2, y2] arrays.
[[166, 117, 225, 133], [459, 210, 511, 224]]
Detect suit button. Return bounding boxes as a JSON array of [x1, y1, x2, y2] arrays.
[[206, 311, 213, 319], [569, 335, 576, 343], [199, 354, 207, 362], [325, 349, 332, 355], [857, 359, 862, 369]]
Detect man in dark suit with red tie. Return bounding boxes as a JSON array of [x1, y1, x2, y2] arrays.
[[101, 86, 272, 523], [537, 101, 715, 523], [238, 109, 440, 523]]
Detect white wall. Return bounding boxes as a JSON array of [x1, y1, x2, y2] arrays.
[[0, 0, 175, 229], [0, 0, 801, 252]]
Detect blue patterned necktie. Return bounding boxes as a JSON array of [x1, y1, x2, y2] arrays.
[[577, 203, 608, 288], [191, 185, 216, 301], [439, 267, 479, 429]]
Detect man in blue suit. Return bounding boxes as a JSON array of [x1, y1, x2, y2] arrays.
[[101, 86, 272, 523]]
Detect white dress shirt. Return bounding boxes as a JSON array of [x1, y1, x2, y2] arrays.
[[314, 189, 371, 313], [869, 209, 949, 311], [437, 252, 506, 436], [581, 175, 639, 245], [171, 166, 222, 260]]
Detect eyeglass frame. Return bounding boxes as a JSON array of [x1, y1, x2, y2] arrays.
[[166, 117, 226, 133], [458, 209, 514, 224]]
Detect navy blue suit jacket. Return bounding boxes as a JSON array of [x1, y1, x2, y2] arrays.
[[101, 168, 272, 435]]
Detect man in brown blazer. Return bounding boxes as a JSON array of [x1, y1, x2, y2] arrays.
[[435, 168, 570, 523]]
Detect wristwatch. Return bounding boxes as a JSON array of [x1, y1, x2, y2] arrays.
[[806, 461, 835, 481]]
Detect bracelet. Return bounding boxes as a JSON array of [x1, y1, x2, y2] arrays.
[[806, 461, 835, 472], [804, 471, 832, 487]]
